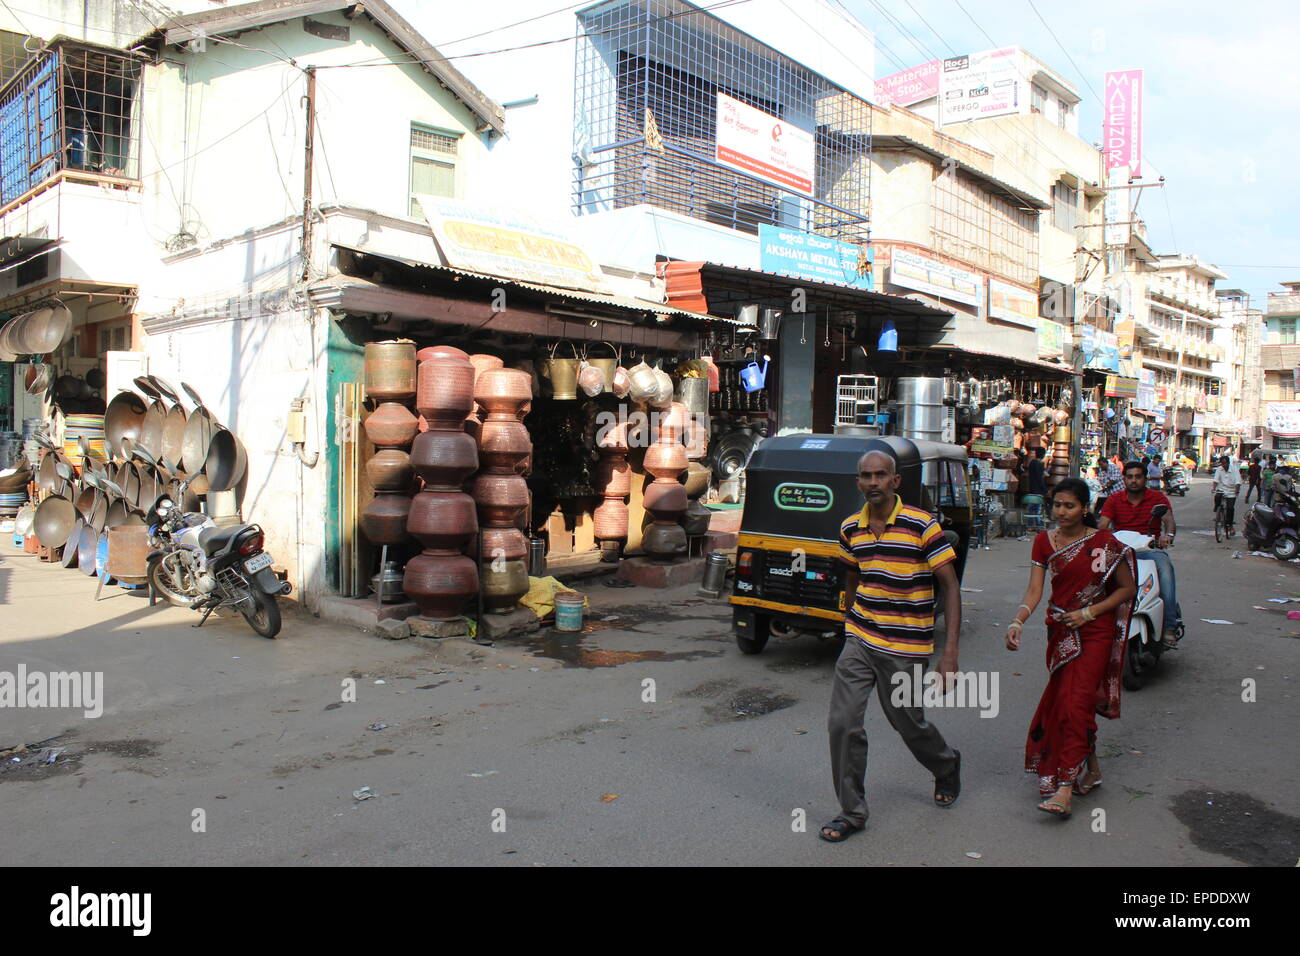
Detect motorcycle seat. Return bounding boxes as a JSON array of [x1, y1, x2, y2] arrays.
[[198, 526, 242, 555]]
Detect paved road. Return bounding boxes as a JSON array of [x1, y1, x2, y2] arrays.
[[1, 476, 1296, 866]]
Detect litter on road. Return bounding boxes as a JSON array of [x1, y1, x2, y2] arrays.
[[1200, 619, 1236, 625]]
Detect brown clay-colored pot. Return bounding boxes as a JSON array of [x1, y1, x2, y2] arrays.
[[474, 368, 533, 421], [478, 419, 532, 474], [364, 402, 418, 448], [480, 526, 527, 562], [365, 449, 414, 492], [416, 356, 474, 428], [470, 473, 529, 526], [642, 522, 687, 558], [361, 493, 412, 545], [416, 345, 469, 364], [594, 458, 631, 496], [643, 442, 688, 479], [643, 481, 687, 518], [410, 429, 478, 488], [365, 341, 417, 402], [481, 559, 529, 615], [403, 552, 478, 620], [593, 498, 629, 540], [407, 489, 478, 553]]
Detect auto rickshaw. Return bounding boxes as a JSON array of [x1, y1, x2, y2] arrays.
[[729, 434, 972, 654]]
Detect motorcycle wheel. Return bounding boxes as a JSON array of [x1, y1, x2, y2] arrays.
[[1273, 536, 1299, 562], [148, 558, 200, 609], [239, 587, 282, 639], [1122, 630, 1147, 691]]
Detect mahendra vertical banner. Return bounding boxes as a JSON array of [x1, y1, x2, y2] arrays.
[[1104, 70, 1143, 177]]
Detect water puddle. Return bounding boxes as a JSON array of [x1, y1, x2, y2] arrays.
[[526, 629, 721, 668], [1170, 789, 1300, 865]]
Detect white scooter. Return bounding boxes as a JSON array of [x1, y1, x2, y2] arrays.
[[1113, 504, 1179, 690]]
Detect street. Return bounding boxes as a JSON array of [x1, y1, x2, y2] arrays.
[[1, 474, 1297, 867]]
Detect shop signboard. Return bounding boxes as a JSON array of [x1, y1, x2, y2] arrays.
[[715, 92, 816, 194], [1104, 70, 1143, 177], [1104, 375, 1138, 399], [773, 482, 834, 511], [970, 438, 1014, 457], [1266, 402, 1300, 438], [939, 47, 1024, 125], [759, 226, 872, 289], [889, 248, 983, 307], [988, 279, 1038, 328], [1037, 318, 1066, 360], [420, 198, 610, 293], [874, 60, 940, 107], [1078, 324, 1120, 372]]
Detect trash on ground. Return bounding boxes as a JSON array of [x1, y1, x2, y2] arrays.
[[1200, 619, 1235, 625], [1288, 611, 1300, 621], [599, 793, 619, 803], [367, 722, 387, 732], [1268, 598, 1291, 603], [352, 786, 374, 801], [465, 770, 498, 778], [1191, 530, 1214, 536], [965, 851, 983, 859], [520, 576, 588, 618], [373, 679, 386, 685]]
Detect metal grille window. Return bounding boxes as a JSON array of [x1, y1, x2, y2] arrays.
[[931, 169, 1038, 285], [574, 0, 870, 242], [409, 124, 459, 216], [1051, 180, 1078, 233]]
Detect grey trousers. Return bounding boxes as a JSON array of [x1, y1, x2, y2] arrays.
[[827, 637, 959, 828]]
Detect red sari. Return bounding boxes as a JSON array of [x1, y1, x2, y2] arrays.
[[1025, 529, 1136, 796]]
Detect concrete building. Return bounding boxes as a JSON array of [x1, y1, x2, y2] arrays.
[[1259, 281, 1300, 456], [1213, 288, 1264, 456]]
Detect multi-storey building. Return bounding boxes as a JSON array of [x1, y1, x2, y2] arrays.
[[1260, 281, 1300, 454], [1213, 289, 1264, 456]]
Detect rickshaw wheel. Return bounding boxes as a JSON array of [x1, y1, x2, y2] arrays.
[[736, 614, 770, 654]]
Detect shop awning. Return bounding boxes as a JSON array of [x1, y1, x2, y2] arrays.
[[909, 343, 1074, 379]]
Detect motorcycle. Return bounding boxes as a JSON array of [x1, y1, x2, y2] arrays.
[[1244, 480, 1300, 562], [1162, 465, 1189, 496], [1112, 504, 1180, 690], [145, 482, 291, 638]]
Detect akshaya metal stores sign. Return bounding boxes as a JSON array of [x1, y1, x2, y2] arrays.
[[759, 226, 872, 289], [715, 92, 815, 195]]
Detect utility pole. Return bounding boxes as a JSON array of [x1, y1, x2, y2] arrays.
[[1169, 304, 1188, 459], [301, 66, 316, 282]]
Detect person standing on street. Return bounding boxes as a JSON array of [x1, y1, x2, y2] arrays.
[[1147, 455, 1163, 490], [1027, 446, 1048, 497], [1006, 479, 1137, 819], [1263, 460, 1277, 507], [1245, 458, 1262, 503], [1099, 462, 1183, 647], [1212, 455, 1243, 536], [820, 450, 963, 843]]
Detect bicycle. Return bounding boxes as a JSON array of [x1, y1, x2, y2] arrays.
[[1213, 494, 1234, 543]]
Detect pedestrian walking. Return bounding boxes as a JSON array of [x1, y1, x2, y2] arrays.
[[1005, 478, 1137, 819], [1263, 461, 1276, 507], [1245, 458, 1262, 503], [820, 450, 962, 843]]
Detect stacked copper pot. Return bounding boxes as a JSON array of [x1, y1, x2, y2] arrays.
[[472, 365, 533, 613], [593, 415, 631, 561], [641, 402, 689, 560], [404, 348, 479, 621], [361, 341, 418, 551]]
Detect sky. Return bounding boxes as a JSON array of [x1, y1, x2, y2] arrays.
[[843, 0, 1300, 307]]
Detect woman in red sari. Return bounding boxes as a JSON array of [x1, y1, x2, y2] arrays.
[[1006, 478, 1137, 818]]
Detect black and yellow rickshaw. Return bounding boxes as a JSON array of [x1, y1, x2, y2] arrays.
[[729, 434, 972, 654]]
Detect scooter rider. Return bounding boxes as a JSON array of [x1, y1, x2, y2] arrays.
[[1099, 460, 1182, 647]]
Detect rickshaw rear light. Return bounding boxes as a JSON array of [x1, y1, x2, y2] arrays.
[[737, 551, 754, 577]]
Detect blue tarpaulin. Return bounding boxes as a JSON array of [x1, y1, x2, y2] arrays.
[[1, 52, 59, 205]]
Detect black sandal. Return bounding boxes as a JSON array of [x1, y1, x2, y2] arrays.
[[934, 749, 961, 808], [818, 816, 862, 843]]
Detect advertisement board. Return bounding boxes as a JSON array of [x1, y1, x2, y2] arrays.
[[1037, 318, 1066, 361], [715, 92, 815, 194], [988, 279, 1038, 328], [1104, 70, 1143, 177], [1104, 375, 1138, 399], [888, 248, 983, 307], [1079, 324, 1120, 373], [759, 226, 872, 289], [1266, 403, 1300, 438], [875, 60, 940, 107], [939, 47, 1024, 125]]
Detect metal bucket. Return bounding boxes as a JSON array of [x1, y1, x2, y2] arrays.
[[677, 377, 709, 416], [698, 551, 729, 597], [553, 590, 584, 632], [586, 341, 619, 394], [546, 340, 579, 400]]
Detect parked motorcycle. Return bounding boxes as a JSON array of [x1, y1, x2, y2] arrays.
[[1113, 504, 1181, 690], [1162, 465, 1189, 496], [1244, 476, 1300, 561], [145, 482, 291, 638]]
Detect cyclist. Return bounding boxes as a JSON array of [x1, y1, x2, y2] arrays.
[[1212, 455, 1242, 537], [1100, 461, 1182, 647]]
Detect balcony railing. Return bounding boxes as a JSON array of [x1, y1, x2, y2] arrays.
[[1267, 292, 1300, 315], [0, 44, 141, 207]]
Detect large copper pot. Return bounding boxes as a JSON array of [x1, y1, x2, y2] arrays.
[[480, 526, 527, 562], [410, 429, 478, 488], [416, 355, 474, 428], [403, 553, 478, 620], [363, 402, 418, 448], [365, 340, 417, 402], [470, 473, 529, 526], [473, 368, 532, 420], [593, 498, 629, 540], [481, 559, 529, 615], [417, 345, 469, 364], [643, 481, 687, 517], [477, 419, 532, 474], [406, 489, 478, 553], [365, 449, 414, 492], [594, 458, 631, 496], [360, 494, 412, 545], [643, 442, 688, 480]]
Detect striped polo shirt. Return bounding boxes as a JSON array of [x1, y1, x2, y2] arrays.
[[837, 495, 956, 657]]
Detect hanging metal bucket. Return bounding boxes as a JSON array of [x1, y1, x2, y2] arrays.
[[586, 341, 619, 395], [546, 340, 579, 400]]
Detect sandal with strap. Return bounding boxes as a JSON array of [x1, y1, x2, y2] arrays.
[[1037, 796, 1073, 819], [818, 816, 862, 843], [1073, 774, 1103, 796], [934, 749, 961, 808]]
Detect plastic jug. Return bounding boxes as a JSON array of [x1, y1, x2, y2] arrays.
[[739, 357, 769, 393]]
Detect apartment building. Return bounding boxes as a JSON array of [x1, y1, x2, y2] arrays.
[[1214, 288, 1264, 454], [1260, 281, 1300, 453]]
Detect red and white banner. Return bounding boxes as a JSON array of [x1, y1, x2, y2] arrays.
[[874, 60, 939, 107], [715, 92, 815, 194], [1104, 70, 1143, 176]]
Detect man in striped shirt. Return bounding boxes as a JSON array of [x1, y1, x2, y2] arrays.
[[820, 450, 963, 843]]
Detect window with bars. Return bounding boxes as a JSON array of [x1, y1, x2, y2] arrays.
[[409, 124, 459, 216], [1051, 181, 1078, 233]]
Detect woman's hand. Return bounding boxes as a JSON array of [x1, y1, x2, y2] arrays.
[[1060, 609, 1090, 628], [1005, 624, 1022, 650]]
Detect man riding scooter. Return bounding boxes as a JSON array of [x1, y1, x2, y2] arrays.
[[1100, 460, 1183, 648]]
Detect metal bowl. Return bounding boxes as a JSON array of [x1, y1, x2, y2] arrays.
[[162, 404, 188, 465], [34, 494, 76, 548], [139, 401, 166, 458], [88, 491, 108, 533], [78, 523, 99, 576], [25, 304, 72, 354], [61, 517, 84, 568], [106, 498, 128, 529], [203, 428, 247, 493], [105, 391, 147, 459], [182, 406, 217, 474]]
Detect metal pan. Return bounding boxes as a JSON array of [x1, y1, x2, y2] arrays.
[[38, 451, 66, 494], [88, 490, 108, 533], [133, 377, 161, 400], [78, 522, 99, 575], [105, 391, 147, 460], [181, 381, 206, 408], [139, 399, 166, 458], [34, 494, 76, 548], [162, 403, 188, 466], [75, 484, 96, 519], [147, 375, 180, 404], [182, 405, 217, 474], [12, 309, 46, 355], [62, 517, 84, 568], [135, 467, 162, 514], [24, 363, 52, 395], [25, 304, 72, 355], [203, 428, 247, 493], [106, 498, 128, 529]]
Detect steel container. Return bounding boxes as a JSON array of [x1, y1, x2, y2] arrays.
[[698, 551, 730, 597]]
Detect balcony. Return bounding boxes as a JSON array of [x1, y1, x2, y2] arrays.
[[1261, 343, 1300, 372], [1266, 292, 1300, 316], [0, 43, 141, 212]]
